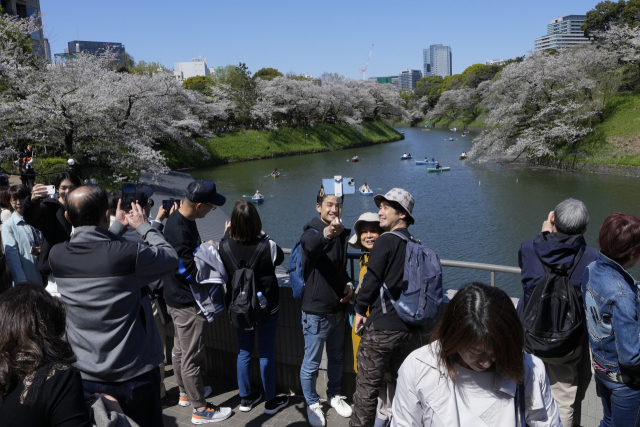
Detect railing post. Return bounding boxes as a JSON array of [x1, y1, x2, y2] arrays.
[[491, 271, 496, 287]]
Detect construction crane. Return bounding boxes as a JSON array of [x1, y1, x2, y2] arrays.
[[359, 44, 374, 80]]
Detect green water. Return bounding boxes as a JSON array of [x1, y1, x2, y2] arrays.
[[190, 127, 640, 296]]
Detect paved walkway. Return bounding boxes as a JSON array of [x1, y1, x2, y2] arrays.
[[161, 365, 351, 427]]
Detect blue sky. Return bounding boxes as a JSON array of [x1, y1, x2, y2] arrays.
[[41, 0, 596, 78]]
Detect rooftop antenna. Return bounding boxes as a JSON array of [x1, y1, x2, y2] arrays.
[[359, 44, 374, 80]]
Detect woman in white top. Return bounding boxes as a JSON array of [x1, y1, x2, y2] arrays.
[[392, 283, 561, 427]]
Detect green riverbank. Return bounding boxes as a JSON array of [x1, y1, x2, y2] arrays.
[[161, 120, 403, 169]]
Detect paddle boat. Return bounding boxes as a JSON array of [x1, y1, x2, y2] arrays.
[[401, 153, 412, 160], [252, 192, 265, 203], [415, 160, 438, 165], [352, 156, 359, 162], [427, 167, 451, 173], [359, 185, 373, 196]]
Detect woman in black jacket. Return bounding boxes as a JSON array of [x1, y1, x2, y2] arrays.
[[219, 201, 288, 415]]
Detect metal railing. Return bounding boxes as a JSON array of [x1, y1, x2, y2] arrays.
[[282, 248, 521, 287]]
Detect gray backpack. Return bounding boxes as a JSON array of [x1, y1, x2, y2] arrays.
[[380, 232, 443, 326]]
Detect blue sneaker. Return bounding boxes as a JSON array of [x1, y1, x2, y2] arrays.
[[191, 403, 232, 424]]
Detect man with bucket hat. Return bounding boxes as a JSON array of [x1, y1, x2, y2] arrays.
[[351, 188, 435, 427], [163, 179, 233, 424]]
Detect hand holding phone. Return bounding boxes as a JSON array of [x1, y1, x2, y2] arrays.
[[121, 183, 136, 211]]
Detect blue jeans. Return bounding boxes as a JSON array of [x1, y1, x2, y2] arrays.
[[596, 375, 640, 427], [82, 367, 162, 427], [236, 312, 279, 401], [300, 311, 345, 406]]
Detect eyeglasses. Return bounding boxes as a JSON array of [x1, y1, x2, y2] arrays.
[[204, 203, 216, 210]]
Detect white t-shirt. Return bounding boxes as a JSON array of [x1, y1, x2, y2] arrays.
[[454, 364, 515, 427]]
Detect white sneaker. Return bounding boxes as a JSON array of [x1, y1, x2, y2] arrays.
[[179, 386, 213, 407], [307, 402, 326, 427], [330, 395, 353, 418]]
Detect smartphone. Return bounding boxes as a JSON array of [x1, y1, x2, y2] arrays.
[[322, 177, 356, 195], [121, 183, 136, 211], [162, 199, 180, 210], [355, 325, 365, 336], [45, 185, 55, 196]]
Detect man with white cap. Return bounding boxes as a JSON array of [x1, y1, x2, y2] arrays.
[[351, 188, 425, 427]]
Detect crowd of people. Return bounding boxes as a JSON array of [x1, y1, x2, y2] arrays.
[[0, 169, 638, 427]]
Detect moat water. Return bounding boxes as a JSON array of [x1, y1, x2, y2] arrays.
[[190, 127, 640, 295]]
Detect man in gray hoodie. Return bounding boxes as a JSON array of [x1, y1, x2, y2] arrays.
[[49, 185, 179, 427]]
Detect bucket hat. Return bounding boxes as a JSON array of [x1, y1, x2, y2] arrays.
[[348, 212, 382, 251], [374, 188, 415, 224]]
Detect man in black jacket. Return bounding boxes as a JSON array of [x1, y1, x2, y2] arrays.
[[300, 186, 354, 427], [22, 171, 81, 295], [162, 180, 232, 424], [351, 188, 422, 427]]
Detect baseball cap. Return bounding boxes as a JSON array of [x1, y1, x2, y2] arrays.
[[186, 180, 226, 206]]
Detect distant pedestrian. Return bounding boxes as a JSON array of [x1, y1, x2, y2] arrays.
[[583, 213, 640, 427], [219, 201, 289, 415], [392, 283, 562, 427], [2, 185, 42, 285]]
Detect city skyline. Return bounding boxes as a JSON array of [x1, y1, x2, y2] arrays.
[[39, 0, 595, 79]]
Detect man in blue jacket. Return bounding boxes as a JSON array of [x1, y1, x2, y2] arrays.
[[517, 198, 598, 427]]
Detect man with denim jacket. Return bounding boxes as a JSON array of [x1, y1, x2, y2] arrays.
[[299, 186, 354, 427], [517, 199, 598, 427]]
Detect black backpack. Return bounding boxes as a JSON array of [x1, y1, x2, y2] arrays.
[[522, 246, 585, 358], [221, 239, 270, 330]]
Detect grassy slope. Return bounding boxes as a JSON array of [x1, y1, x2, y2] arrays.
[[572, 93, 640, 166], [161, 120, 402, 169]]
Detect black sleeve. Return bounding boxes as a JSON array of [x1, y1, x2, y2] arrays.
[[22, 198, 54, 239], [47, 368, 92, 427], [165, 219, 199, 283], [355, 235, 392, 315], [300, 228, 330, 259]]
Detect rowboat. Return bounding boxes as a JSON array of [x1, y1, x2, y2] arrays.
[[427, 167, 450, 173], [359, 189, 373, 196], [252, 195, 265, 203], [415, 161, 438, 165], [352, 156, 359, 162], [463, 130, 470, 134], [401, 155, 412, 160], [460, 155, 468, 160], [270, 172, 280, 178], [450, 128, 457, 131], [448, 138, 454, 141]]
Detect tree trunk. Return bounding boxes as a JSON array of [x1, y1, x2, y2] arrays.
[[65, 130, 74, 156]]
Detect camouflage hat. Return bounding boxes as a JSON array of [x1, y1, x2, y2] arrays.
[[374, 188, 415, 224]]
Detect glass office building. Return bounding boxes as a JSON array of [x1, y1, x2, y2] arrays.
[[534, 15, 590, 51], [423, 44, 452, 79], [397, 69, 422, 90]]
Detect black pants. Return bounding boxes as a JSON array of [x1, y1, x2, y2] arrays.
[[83, 367, 163, 427], [350, 324, 419, 427]]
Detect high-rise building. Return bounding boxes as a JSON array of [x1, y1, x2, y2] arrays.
[[173, 57, 210, 81], [397, 69, 422, 90], [534, 15, 590, 51], [1, 0, 47, 60], [44, 38, 52, 64], [423, 44, 452, 79], [67, 40, 126, 61]]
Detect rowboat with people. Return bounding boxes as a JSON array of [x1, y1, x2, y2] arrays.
[[352, 156, 359, 162], [270, 169, 280, 178], [252, 191, 265, 203], [427, 167, 450, 173], [359, 183, 373, 196], [415, 160, 438, 166], [401, 153, 412, 160]]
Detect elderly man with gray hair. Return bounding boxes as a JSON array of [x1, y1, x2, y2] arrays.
[[516, 198, 599, 427]]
